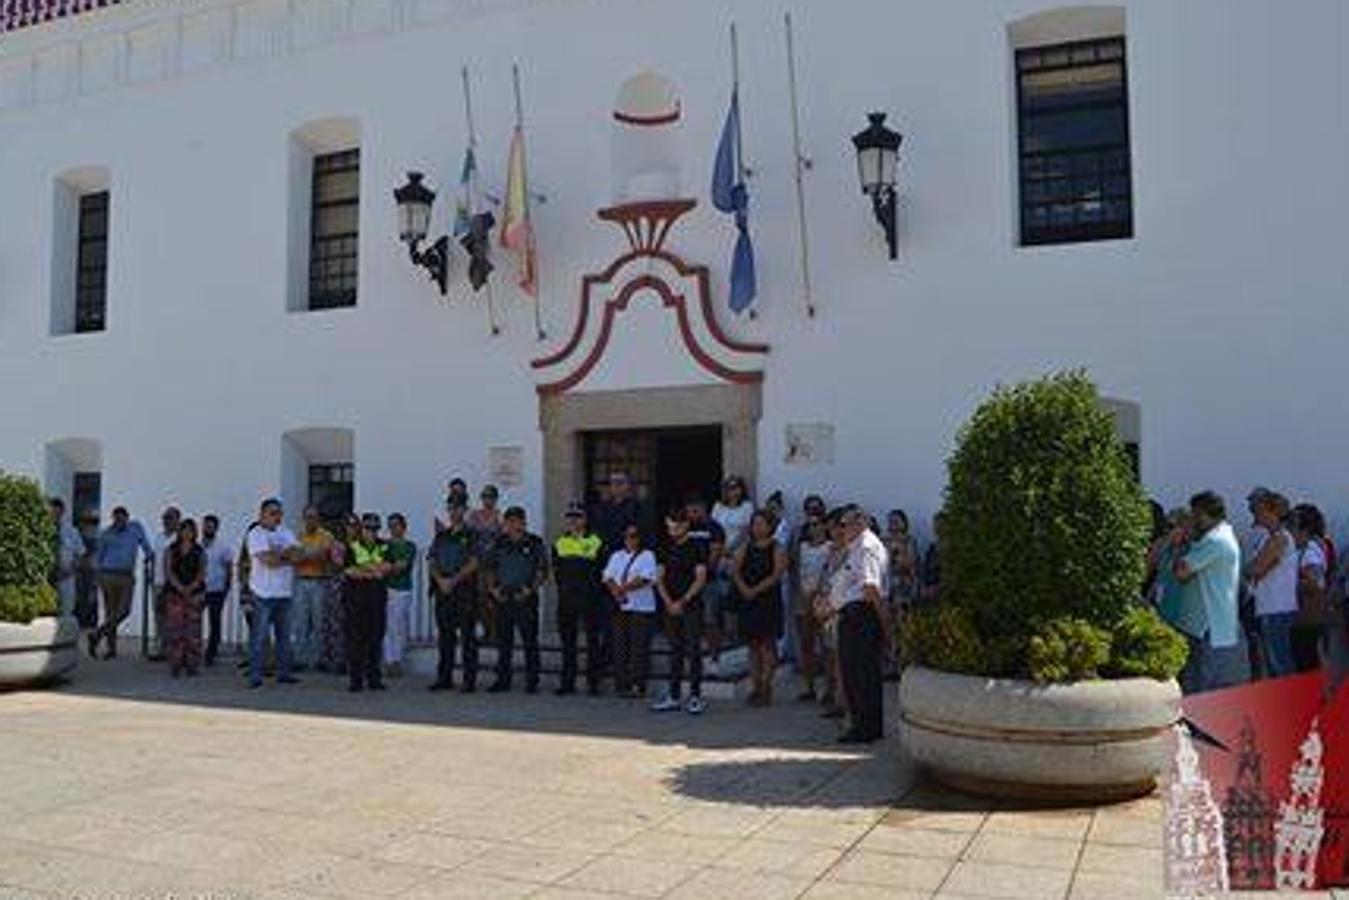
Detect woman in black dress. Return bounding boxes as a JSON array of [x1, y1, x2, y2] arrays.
[[733, 510, 789, 706]]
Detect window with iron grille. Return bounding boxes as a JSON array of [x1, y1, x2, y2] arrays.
[[308, 149, 359, 310], [75, 191, 109, 333], [1016, 37, 1132, 246], [308, 463, 354, 525], [72, 472, 102, 522]]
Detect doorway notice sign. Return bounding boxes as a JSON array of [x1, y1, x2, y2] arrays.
[[487, 446, 524, 488]]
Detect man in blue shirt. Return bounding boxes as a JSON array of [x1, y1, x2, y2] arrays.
[[1174, 491, 1250, 693], [90, 506, 153, 659]]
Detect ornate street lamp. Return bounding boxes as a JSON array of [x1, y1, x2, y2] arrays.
[[393, 171, 450, 295], [851, 112, 902, 260]]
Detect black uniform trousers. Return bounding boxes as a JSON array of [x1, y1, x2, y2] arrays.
[[613, 610, 654, 695], [557, 592, 610, 692], [838, 602, 884, 740], [666, 599, 704, 699], [493, 589, 541, 689], [204, 591, 226, 665], [344, 579, 387, 689], [435, 582, 478, 688]]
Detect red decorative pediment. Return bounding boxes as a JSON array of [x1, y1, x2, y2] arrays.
[[532, 200, 768, 396]]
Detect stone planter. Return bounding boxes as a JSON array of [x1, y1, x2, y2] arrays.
[[0, 616, 79, 688], [899, 665, 1180, 802]]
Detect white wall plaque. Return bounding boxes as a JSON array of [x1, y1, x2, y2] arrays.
[[785, 423, 835, 465], [487, 446, 524, 488]]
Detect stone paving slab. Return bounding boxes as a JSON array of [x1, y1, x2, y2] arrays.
[[0, 657, 1181, 899]]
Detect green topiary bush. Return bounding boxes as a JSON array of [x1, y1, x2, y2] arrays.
[[0, 472, 58, 624], [1105, 606, 1189, 681], [900, 605, 986, 676], [906, 371, 1170, 683], [1027, 617, 1112, 683]]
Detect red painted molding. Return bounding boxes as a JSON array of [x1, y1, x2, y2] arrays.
[[535, 273, 763, 396], [533, 200, 768, 395], [612, 107, 682, 127], [1, 0, 122, 34]]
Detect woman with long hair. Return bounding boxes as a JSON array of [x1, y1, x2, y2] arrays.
[[734, 509, 789, 706], [163, 518, 206, 677]]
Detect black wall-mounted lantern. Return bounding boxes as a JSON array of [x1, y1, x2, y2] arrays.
[[393, 171, 450, 295], [851, 112, 902, 260]]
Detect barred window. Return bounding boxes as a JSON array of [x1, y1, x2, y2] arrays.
[[308, 149, 359, 310], [308, 463, 354, 525], [1016, 37, 1133, 246], [75, 191, 109, 333]]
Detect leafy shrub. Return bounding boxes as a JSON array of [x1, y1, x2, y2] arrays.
[[1106, 606, 1189, 681], [1027, 617, 1112, 683], [0, 472, 57, 624], [900, 605, 986, 677], [934, 372, 1154, 682]]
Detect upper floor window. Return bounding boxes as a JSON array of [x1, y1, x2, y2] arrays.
[[75, 190, 110, 333], [1016, 36, 1132, 246], [308, 148, 360, 310]]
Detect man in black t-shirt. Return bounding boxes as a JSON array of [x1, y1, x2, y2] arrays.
[[655, 508, 709, 714]]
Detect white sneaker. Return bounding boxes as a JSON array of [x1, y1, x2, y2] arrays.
[[685, 695, 706, 715], [650, 696, 682, 713]]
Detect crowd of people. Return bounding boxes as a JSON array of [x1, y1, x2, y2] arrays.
[[47, 474, 1343, 743], [1147, 488, 1348, 696], [46, 473, 935, 745]]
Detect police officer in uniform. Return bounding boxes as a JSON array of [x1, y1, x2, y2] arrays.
[[486, 507, 550, 693], [344, 513, 392, 693], [552, 503, 606, 696], [828, 506, 891, 743], [428, 501, 479, 692]]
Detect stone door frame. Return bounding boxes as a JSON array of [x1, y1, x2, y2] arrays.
[[539, 383, 761, 544]]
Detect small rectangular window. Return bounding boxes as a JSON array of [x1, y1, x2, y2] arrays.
[[308, 463, 354, 525], [72, 472, 102, 521], [308, 149, 359, 310], [75, 191, 110, 332], [1016, 37, 1133, 246]]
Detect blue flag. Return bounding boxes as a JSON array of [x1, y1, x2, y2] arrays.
[[453, 144, 477, 239], [711, 90, 756, 315]]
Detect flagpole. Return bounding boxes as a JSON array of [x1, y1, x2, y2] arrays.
[[462, 64, 501, 336], [729, 21, 756, 320], [513, 63, 545, 342], [784, 12, 816, 318]]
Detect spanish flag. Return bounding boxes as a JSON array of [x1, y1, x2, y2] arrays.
[[500, 126, 538, 297]]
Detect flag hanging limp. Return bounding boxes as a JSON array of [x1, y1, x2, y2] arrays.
[[500, 126, 538, 297], [711, 90, 756, 315], [454, 143, 494, 292]]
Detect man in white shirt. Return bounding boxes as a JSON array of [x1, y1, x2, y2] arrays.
[[245, 497, 302, 688], [149, 506, 181, 658], [200, 514, 234, 667], [828, 505, 891, 744]]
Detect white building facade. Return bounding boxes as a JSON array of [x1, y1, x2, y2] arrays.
[[1, 0, 1346, 591]]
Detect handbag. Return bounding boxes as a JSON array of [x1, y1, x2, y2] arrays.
[[1296, 545, 1336, 627]]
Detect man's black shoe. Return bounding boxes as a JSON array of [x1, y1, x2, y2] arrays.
[[837, 731, 868, 745], [277, 676, 300, 685], [348, 682, 364, 693], [554, 685, 576, 697], [487, 682, 510, 693], [369, 681, 387, 691], [428, 681, 453, 692]]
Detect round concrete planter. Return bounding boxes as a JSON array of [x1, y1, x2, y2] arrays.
[[899, 665, 1181, 802], [0, 616, 79, 688]]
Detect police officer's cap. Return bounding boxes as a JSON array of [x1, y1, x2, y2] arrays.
[[503, 506, 527, 521], [564, 502, 586, 518]]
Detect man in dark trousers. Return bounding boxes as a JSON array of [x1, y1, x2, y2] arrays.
[[828, 506, 892, 743], [485, 507, 549, 693], [343, 513, 392, 693], [428, 501, 479, 692], [552, 502, 607, 696], [655, 507, 709, 715]]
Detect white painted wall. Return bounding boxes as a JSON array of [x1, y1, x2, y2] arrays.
[[0, 0, 1346, 598]]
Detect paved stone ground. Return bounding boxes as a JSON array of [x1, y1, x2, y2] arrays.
[[0, 658, 1334, 899]]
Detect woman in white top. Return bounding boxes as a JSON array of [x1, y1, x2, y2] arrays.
[[1247, 493, 1298, 678], [604, 525, 658, 698]]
